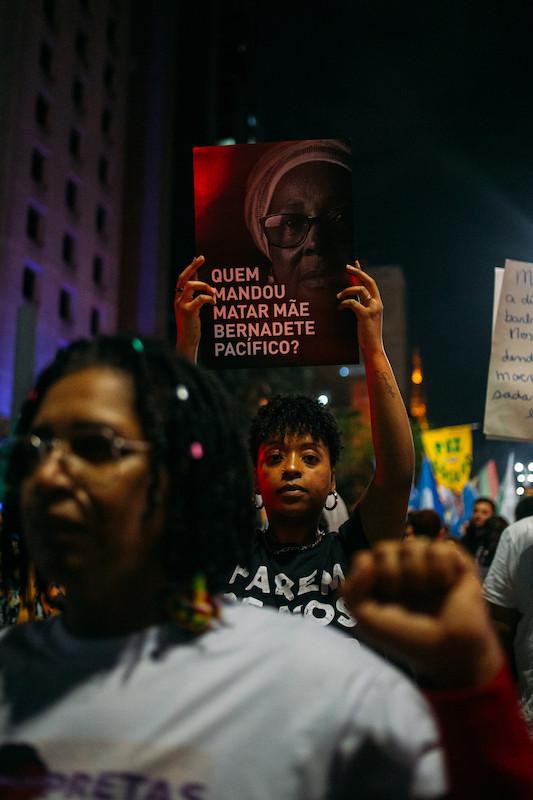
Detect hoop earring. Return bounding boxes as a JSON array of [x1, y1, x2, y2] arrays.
[[324, 491, 338, 511], [255, 493, 264, 510]]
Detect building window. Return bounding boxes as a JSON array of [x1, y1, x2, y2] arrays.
[[43, 0, 56, 28], [75, 30, 88, 64], [72, 78, 85, 112], [92, 255, 103, 285], [69, 128, 81, 159], [39, 41, 53, 77], [101, 107, 112, 137], [58, 289, 72, 322], [65, 179, 78, 212], [35, 94, 49, 130], [30, 149, 46, 183], [90, 308, 100, 335], [22, 266, 37, 302], [62, 233, 76, 266], [106, 18, 117, 49], [95, 205, 107, 234], [26, 206, 43, 243], [98, 156, 109, 186], [103, 62, 115, 92]]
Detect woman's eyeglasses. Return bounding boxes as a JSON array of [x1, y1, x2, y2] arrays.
[[1, 428, 151, 481], [260, 205, 352, 249]]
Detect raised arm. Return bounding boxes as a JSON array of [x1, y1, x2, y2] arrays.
[[174, 255, 216, 363], [343, 539, 533, 799], [343, 539, 503, 686], [337, 263, 414, 542]]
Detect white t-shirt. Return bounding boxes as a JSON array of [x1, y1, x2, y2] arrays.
[[0, 603, 446, 799], [483, 515, 533, 727]]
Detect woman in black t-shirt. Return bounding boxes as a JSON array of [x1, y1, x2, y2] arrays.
[[175, 258, 414, 631]]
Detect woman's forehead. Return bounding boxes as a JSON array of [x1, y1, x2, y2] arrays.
[[261, 431, 329, 451], [32, 367, 140, 435], [270, 162, 351, 206]]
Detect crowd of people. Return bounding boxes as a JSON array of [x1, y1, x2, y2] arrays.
[[1, 327, 533, 798], [0, 140, 533, 797]]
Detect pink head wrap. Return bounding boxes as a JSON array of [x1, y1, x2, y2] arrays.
[[244, 139, 352, 258]]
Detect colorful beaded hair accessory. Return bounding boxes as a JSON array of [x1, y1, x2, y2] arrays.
[[167, 574, 220, 633]]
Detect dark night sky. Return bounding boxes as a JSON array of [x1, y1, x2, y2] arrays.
[[246, 0, 533, 432]]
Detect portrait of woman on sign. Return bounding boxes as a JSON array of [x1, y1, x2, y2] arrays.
[[193, 138, 358, 368]]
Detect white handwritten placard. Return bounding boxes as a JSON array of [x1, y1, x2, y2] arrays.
[[484, 259, 533, 441]]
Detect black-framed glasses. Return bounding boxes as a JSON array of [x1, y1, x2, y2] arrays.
[[260, 205, 352, 249], [0, 428, 151, 481]]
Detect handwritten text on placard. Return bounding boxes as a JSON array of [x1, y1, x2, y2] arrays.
[[484, 259, 533, 440]]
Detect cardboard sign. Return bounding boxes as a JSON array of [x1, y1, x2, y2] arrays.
[[193, 139, 358, 368], [484, 258, 533, 441]]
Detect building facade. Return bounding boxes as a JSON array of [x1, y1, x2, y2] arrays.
[[0, 0, 129, 432]]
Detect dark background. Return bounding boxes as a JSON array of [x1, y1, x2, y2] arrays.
[[147, 0, 533, 459]]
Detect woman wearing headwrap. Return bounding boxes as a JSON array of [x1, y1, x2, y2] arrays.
[[245, 140, 353, 303], [190, 138, 359, 366]]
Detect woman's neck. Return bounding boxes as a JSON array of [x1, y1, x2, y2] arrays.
[[267, 516, 319, 546]]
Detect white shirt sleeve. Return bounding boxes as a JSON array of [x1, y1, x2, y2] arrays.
[[483, 526, 518, 609]]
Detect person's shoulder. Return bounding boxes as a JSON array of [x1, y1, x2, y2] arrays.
[[219, 601, 409, 689], [503, 516, 533, 547], [336, 507, 369, 550], [0, 617, 53, 652]]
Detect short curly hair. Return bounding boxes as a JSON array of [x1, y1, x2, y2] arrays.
[[249, 394, 342, 467], [2, 336, 255, 597]]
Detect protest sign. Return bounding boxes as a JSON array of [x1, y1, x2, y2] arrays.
[[193, 139, 358, 368], [421, 424, 473, 494], [484, 258, 533, 441]]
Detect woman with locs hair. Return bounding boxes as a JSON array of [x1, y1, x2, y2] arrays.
[[175, 255, 415, 633], [0, 335, 532, 797]]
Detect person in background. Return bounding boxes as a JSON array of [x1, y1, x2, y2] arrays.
[[484, 512, 533, 733], [474, 514, 508, 581], [346, 537, 533, 798], [515, 495, 533, 522], [175, 257, 414, 633], [460, 496, 496, 553], [404, 509, 445, 541], [1, 335, 532, 799]]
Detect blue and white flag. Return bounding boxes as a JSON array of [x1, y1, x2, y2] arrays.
[[415, 457, 444, 517]]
